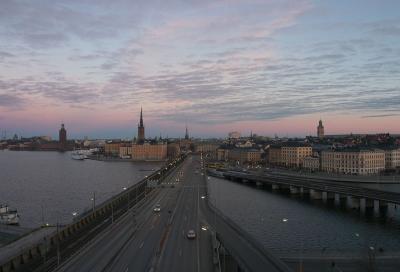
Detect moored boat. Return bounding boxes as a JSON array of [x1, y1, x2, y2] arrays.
[[0, 205, 20, 225]]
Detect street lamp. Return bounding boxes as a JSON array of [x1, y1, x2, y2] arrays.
[[90, 192, 96, 214], [282, 218, 303, 272]]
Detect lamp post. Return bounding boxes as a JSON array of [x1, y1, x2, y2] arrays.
[[355, 232, 376, 271], [282, 218, 303, 272], [90, 192, 96, 214]]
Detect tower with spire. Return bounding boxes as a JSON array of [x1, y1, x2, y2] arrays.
[[317, 119, 324, 139], [59, 123, 67, 151], [137, 107, 145, 143], [185, 125, 189, 140]]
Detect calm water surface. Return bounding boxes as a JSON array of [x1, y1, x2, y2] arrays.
[[207, 176, 400, 256], [0, 151, 162, 227]]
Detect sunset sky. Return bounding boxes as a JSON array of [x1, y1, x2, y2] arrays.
[[0, 0, 399, 139]]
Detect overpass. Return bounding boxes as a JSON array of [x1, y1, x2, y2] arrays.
[[222, 170, 400, 210]]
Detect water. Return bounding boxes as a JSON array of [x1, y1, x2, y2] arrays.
[[0, 150, 162, 227], [207, 176, 400, 257]]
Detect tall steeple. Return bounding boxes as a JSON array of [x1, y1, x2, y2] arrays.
[[137, 107, 145, 143], [185, 125, 189, 140], [139, 107, 144, 127]]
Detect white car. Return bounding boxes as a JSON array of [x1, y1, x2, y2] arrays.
[[153, 204, 161, 212], [186, 229, 196, 239]]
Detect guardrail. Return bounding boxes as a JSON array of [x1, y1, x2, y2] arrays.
[[0, 155, 186, 272]]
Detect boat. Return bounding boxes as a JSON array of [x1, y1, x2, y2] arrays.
[[0, 205, 19, 225], [71, 150, 87, 160]]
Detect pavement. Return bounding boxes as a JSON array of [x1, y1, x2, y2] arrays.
[[55, 154, 293, 272], [156, 155, 213, 272], [56, 155, 214, 272]]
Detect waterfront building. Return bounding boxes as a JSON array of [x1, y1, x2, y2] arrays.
[[321, 148, 385, 175], [104, 141, 122, 156], [267, 142, 312, 167], [383, 147, 400, 169], [267, 145, 282, 165], [132, 142, 167, 161], [59, 123, 67, 150], [303, 156, 320, 171], [282, 143, 312, 167], [137, 107, 145, 143], [167, 142, 181, 159], [228, 148, 262, 164], [119, 144, 132, 158], [317, 120, 324, 139]]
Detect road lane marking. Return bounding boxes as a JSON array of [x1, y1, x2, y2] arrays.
[[139, 241, 144, 249]]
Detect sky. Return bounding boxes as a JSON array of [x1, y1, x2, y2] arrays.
[[0, 0, 399, 139]]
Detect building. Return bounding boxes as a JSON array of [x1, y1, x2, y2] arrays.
[[383, 148, 400, 169], [321, 148, 385, 175], [281, 143, 312, 167], [167, 143, 181, 159], [137, 107, 145, 143], [228, 148, 262, 164], [317, 120, 324, 139], [228, 131, 241, 139], [267, 142, 312, 167], [132, 142, 167, 161], [104, 141, 122, 156], [303, 156, 320, 171], [194, 142, 219, 155], [267, 145, 282, 165], [59, 123, 67, 150], [119, 144, 132, 158], [185, 126, 189, 140], [217, 147, 230, 161]]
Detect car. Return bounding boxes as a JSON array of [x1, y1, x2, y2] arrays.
[[153, 204, 161, 212], [186, 229, 196, 239]]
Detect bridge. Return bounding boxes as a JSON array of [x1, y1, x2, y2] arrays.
[[0, 155, 291, 272], [222, 170, 400, 210]]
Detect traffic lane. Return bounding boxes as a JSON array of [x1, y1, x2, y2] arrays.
[[58, 186, 171, 272], [158, 187, 196, 271], [158, 161, 200, 272], [106, 186, 182, 272], [189, 169, 214, 272], [181, 186, 198, 272]]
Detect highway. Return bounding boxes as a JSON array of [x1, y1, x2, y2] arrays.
[[55, 155, 290, 272], [56, 158, 190, 272], [157, 155, 213, 272]]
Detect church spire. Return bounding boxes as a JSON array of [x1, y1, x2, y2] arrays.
[[137, 107, 145, 143], [185, 125, 189, 140], [139, 107, 144, 127]]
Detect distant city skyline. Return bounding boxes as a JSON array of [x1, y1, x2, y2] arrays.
[[0, 1, 399, 138]]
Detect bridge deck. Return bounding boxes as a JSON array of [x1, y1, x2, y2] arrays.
[[223, 171, 400, 204]]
